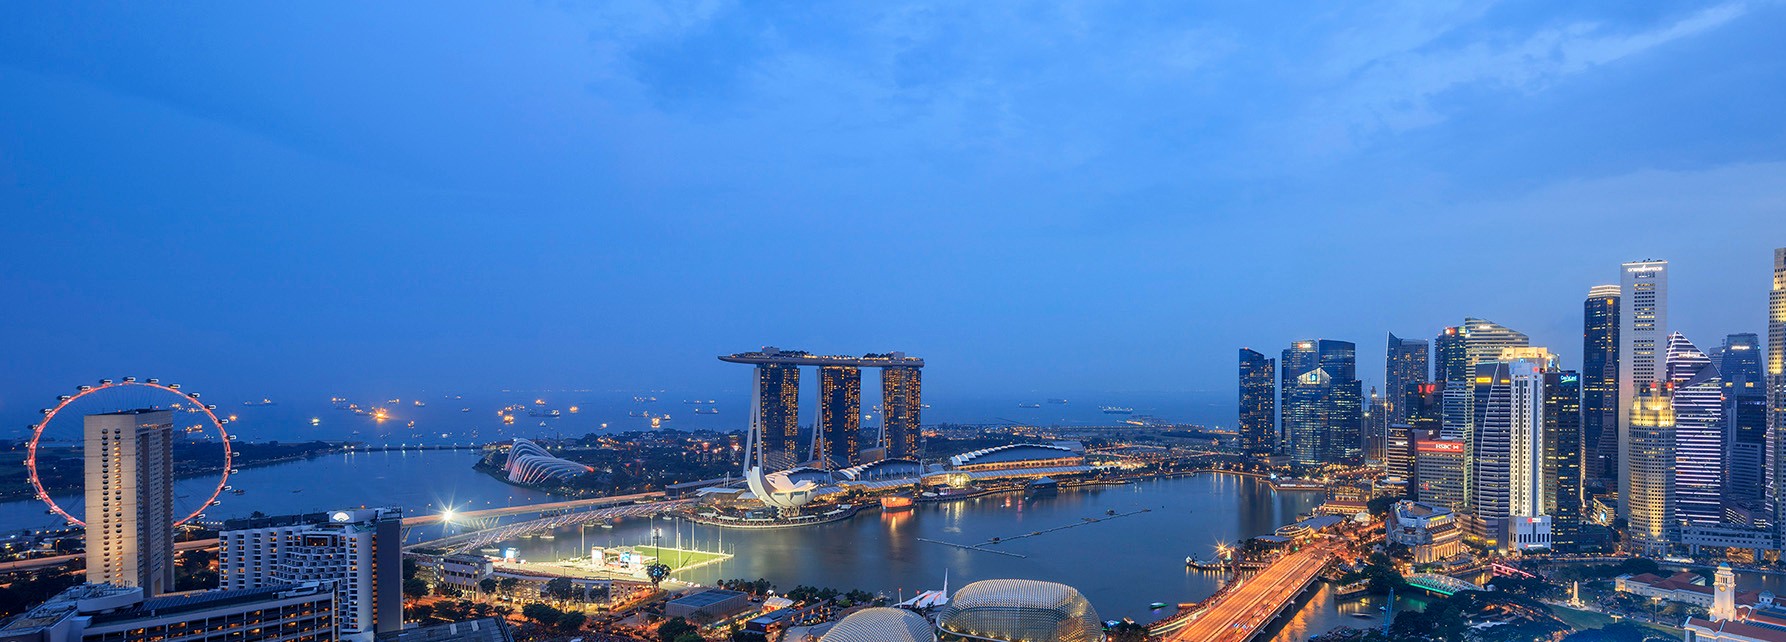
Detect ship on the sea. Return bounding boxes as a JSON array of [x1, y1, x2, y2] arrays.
[[1100, 406, 1133, 414], [880, 495, 914, 511], [1048, 399, 1068, 404], [1017, 402, 1041, 408]]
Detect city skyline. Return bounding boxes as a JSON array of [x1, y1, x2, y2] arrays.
[[1, 4, 1783, 406]]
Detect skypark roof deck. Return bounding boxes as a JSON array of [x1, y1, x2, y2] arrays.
[[718, 346, 924, 368]]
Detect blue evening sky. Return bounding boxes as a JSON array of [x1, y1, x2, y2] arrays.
[[2, 2, 1783, 410]]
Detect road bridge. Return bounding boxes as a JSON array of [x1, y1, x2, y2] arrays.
[[407, 500, 693, 553], [403, 491, 667, 526], [1154, 543, 1336, 641]]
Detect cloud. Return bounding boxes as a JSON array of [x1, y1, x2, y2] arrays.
[[1306, 3, 1749, 147]]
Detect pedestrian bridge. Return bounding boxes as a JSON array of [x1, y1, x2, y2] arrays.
[[1405, 573, 1482, 597]]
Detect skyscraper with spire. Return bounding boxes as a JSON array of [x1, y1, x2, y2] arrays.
[[1619, 259, 1668, 519]]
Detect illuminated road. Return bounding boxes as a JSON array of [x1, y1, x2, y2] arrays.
[[0, 538, 219, 573], [1166, 543, 1337, 642], [403, 491, 668, 525]]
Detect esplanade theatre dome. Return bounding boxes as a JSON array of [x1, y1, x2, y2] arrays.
[[820, 607, 935, 642], [937, 580, 1103, 642]]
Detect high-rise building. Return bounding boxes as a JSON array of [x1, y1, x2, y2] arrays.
[[1387, 423, 1417, 483], [1619, 259, 1668, 520], [1386, 333, 1430, 424], [755, 363, 801, 466], [881, 365, 922, 459], [1238, 348, 1276, 459], [1583, 284, 1621, 488], [1280, 340, 1363, 465], [1771, 250, 1786, 542], [1366, 387, 1390, 464], [1628, 383, 1676, 555], [1435, 327, 1467, 385], [84, 409, 175, 597], [1720, 334, 1768, 510], [1441, 319, 1530, 513], [1404, 382, 1444, 435], [1415, 435, 1466, 512], [817, 366, 862, 467], [1544, 370, 1584, 553], [1666, 332, 1723, 527], [1468, 350, 1559, 550], [218, 508, 404, 642]]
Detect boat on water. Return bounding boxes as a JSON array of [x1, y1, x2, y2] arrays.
[[1149, 602, 1170, 610], [1100, 406, 1134, 414], [1048, 399, 1068, 404], [880, 496, 915, 511], [1017, 403, 1041, 408]]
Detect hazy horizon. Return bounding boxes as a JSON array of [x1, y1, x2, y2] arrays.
[[3, 3, 1783, 427]]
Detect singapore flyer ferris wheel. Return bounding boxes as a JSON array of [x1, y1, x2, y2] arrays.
[[25, 377, 235, 527]]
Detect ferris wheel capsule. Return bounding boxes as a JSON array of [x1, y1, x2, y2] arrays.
[[78, 385, 92, 392], [206, 404, 217, 410], [57, 395, 71, 401], [168, 383, 181, 389], [188, 392, 201, 399], [100, 379, 112, 385], [146, 378, 159, 384]]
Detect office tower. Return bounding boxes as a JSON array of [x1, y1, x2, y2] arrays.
[[219, 508, 404, 641], [818, 365, 862, 467], [1366, 387, 1390, 464], [85, 409, 175, 597], [1666, 332, 1724, 527], [0, 582, 338, 642], [881, 365, 922, 459], [1386, 333, 1430, 423], [1459, 318, 1531, 371], [1415, 435, 1466, 512], [1404, 382, 1444, 436], [1721, 334, 1768, 509], [1434, 326, 1467, 384], [1238, 348, 1277, 459], [1437, 319, 1531, 513], [1628, 383, 1676, 555], [1619, 259, 1668, 519], [1280, 340, 1363, 465], [755, 363, 801, 466], [1544, 370, 1583, 553], [1387, 423, 1416, 482], [1773, 250, 1786, 542], [1583, 284, 1621, 488], [1468, 351, 1558, 549]]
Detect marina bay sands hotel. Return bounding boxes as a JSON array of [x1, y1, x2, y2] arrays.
[[720, 347, 923, 468]]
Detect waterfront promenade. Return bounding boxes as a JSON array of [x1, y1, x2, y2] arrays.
[[1160, 543, 1337, 642]]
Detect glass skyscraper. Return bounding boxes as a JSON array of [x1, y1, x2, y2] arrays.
[[1238, 348, 1276, 459], [1582, 284, 1620, 489], [1386, 333, 1430, 424], [1280, 339, 1363, 465], [1666, 332, 1723, 527], [1718, 333, 1766, 510], [1544, 370, 1583, 552]]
